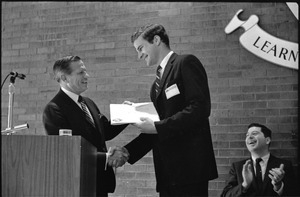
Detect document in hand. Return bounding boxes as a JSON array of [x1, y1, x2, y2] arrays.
[[110, 102, 160, 125]]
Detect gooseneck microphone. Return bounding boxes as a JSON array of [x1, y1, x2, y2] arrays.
[[10, 71, 26, 79]]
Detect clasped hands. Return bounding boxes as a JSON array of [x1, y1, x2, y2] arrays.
[[107, 146, 129, 168], [123, 101, 157, 134], [242, 160, 285, 191]]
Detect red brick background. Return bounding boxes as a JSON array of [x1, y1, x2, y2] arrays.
[[1, 2, 298, 196]]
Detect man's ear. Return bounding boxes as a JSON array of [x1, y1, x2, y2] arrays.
[[61, 74, 67, 82], [266, 137, 271, 145], [153, 35, 161, 46]]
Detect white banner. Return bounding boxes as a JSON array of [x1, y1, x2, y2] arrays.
[[225, 9, 298, 70]]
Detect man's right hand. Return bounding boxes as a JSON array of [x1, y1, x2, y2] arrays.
[[107, 146, 130, 168], [242, 159, 254, 190]]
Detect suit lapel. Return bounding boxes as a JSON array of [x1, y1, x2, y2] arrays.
[[82, 97, 106, 147], [58, 90, 89, 135], [261, 154, 275, 193], [155, 53, 177, 99], [83, 98, 102, 129]]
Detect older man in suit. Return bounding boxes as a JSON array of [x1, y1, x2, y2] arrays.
[[43, 55, 129, 197], [123, 24, 218, 196], [221, 123, 298, 197]]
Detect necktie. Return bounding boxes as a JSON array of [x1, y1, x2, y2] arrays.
[[255, 158, 263, 190], [155, 65, 162, 95], [78, 96, 95, 128]]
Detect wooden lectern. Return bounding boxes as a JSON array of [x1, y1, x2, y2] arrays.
[[1, 135, 97, 197]]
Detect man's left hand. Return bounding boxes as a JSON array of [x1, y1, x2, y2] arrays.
[[134, 117, 157, 134], [269, 164, 285, 190]]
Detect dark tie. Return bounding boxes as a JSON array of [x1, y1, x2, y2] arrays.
[[155, 65, 162, 95], [78, 96, 95, 128], [255, 158, 263, 190]]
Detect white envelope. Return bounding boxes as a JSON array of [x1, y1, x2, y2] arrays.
[[110, 102, 159, 125]]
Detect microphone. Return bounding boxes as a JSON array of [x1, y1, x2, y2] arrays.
[[10, 71, 26, 80]]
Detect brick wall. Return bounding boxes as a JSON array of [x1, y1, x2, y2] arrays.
[[1, 2, 298, 196]]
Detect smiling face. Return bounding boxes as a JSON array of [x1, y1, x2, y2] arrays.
[[63, 60, 89, 95], [133, 35, 160, 67], [245, 126, 271, 155]]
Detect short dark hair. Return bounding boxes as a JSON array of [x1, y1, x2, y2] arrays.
[[248, 123, 272, 138], [53, 56, 81, 82], [131, 24, 170, 48]]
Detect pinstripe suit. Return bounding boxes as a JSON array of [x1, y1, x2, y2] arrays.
[[43, 89, 127, 196]]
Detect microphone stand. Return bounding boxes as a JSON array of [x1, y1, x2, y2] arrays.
[[1, 76, 29, 135]]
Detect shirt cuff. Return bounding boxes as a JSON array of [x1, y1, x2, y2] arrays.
[[274, 181, 284, 195], [105, 152, 109, 171]]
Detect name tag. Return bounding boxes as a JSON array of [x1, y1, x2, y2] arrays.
[[59, 129, 72, 136], [165, 84, 180, 99]]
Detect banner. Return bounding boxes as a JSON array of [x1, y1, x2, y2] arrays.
[[225, 9, 298, 70]]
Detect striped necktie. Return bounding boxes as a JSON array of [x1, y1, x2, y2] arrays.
[[155, 65, 162, 95], [78, 96, 95, 128]]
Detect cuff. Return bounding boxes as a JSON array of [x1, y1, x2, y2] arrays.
[[105, 152, 109, 171], [274, 181, 284, 195]]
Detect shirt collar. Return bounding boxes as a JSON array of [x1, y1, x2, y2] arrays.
[[159, 51, 174, 71], [61, 86, 79, 104], [252, 153, 270, 164]]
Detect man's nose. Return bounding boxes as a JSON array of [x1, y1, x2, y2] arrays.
[[138, 52, 144, 60]]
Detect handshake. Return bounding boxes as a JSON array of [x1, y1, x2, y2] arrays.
[[107, 146, 129, 168]]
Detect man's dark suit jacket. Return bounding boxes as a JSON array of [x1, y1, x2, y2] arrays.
[[125, 53, 218, 192], [43, 89, 127, 195], [221, 154, 298, 197]]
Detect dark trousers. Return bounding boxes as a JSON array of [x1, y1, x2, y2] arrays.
[[159, 181, 209, 197], [96, 193, 108, 197]]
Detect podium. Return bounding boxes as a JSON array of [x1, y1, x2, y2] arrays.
[[1, 135, 97, 197]]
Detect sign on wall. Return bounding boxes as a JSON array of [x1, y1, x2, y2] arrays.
[[225, 8, 298, 70]]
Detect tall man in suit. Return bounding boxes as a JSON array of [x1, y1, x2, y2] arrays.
[[221, 123, 298, 197], [43, 55, 129, 197], [123, 24, 218, 196]]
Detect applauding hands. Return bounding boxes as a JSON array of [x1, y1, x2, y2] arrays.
[[241, 159, 286, 192], [107, 146, 130, 168], [269, 164, 285, 191], [241, 160, 254, 190]]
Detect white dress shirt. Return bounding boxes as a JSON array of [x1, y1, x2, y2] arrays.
[[252, 153, 284, 195], [158, 51, 174, 77]]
